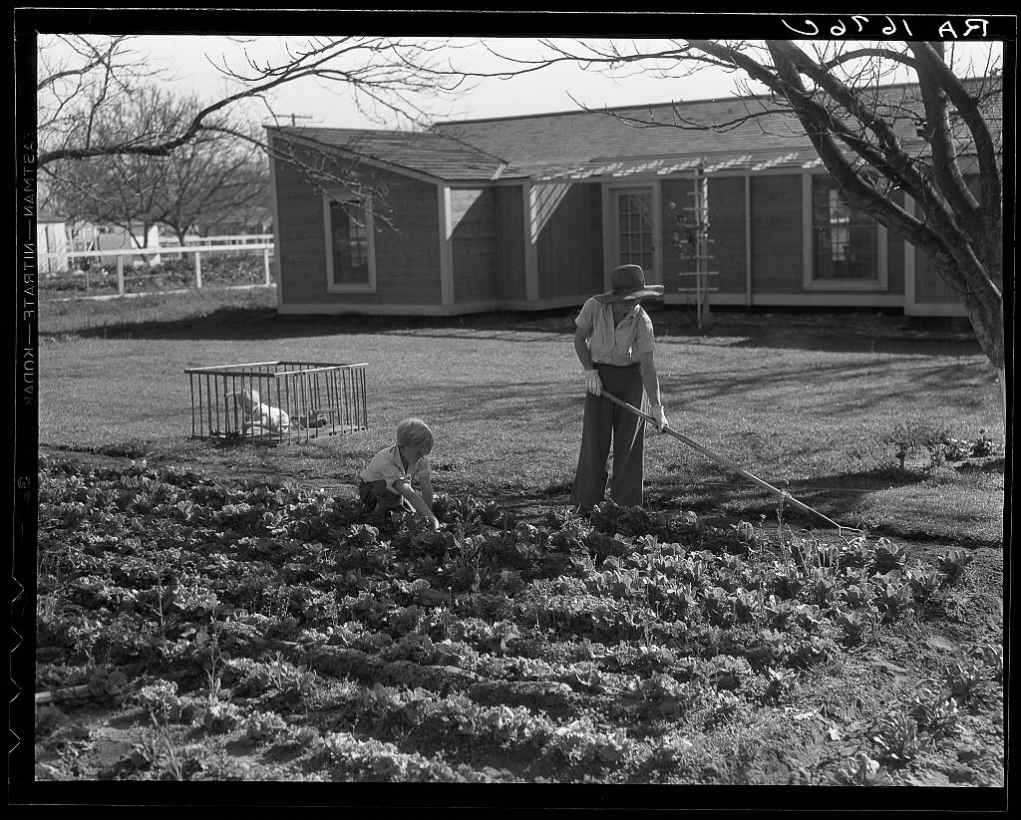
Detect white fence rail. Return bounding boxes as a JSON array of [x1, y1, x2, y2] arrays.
[[41, 238, 276, 297], [163, 233, 275, 247]]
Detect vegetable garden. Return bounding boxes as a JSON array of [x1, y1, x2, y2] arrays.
[[34, 452, 1003, 785]]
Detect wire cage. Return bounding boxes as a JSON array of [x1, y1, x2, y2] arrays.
[[185, 360, 368, 443]]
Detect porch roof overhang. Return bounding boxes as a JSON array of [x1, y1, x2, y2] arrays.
[[519, 148, 825, 182]]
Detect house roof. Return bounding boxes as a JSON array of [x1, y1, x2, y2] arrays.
[[433, 77, 1002, 180], [268, 126, 507, 181], [273, 77, 1001, 183]]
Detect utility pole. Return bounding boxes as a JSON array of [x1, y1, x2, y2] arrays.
[[276, 113, 316, 127]]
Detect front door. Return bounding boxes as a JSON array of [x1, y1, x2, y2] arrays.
[[610, 186, 657, 283]]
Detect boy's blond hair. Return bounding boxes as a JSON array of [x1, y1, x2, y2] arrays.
[[396, 417, 433, 452]]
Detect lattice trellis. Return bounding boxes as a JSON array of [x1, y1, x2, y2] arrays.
[[185, 360, 368, 443]]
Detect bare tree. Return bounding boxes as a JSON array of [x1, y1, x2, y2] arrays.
[[156, 131, 269, 244], [36, 35, 473, 167], [449, 39, 1006, 419], [44, 86, 199, 251]]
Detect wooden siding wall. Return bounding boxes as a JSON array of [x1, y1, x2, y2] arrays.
[[537, 182, 604, 299], [912, 177, 975, 305], [915, 248, 964, 302], [274, 147, 442, 305], [885, 190, 906, 296], [749, 174, 804, 294], [708, 177, 748, 295], [451, 188, 498, 302], [661, 177, 745, 296], [494, 186, 526, 301]]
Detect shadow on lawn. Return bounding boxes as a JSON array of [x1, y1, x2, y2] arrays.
[[71, 304, 982, 357], [643, 463, 1002, 546]]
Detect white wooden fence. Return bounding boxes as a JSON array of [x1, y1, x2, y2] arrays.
[[41, 237, 275, 297]]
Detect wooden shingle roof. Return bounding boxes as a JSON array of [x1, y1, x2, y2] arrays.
[[433, 77, 1001, 179], [272, 77, 1001, 183], [269, 126, 507, 181]]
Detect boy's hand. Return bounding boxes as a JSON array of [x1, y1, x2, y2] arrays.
[[585, 369, 603, 396]]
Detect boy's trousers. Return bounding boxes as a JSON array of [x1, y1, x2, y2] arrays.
[[571, 362, 646, 509], [359, 480, 411, 514]]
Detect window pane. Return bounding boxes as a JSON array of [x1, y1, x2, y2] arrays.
[[330, 199, 370, 285], [617, 191, 653, 269], [811, 178, 877, 279]]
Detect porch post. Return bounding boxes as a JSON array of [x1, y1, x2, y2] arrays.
[[438, 185, 454, 307], [744, 172, 752, 307], [524, 181, 539, 302]]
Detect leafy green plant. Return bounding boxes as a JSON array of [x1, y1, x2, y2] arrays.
[[870, 539, 908, 573], [937, 549, 974, 586], [979, 644, 1003, 682], [202, 701, 242, 734], [883, 421, 929, 469], [910, 687, 961, 738], [137, 679, 186, 723], [871, 709, 922, 766], [833, 608, 879, 646], [241, 710, 289, 742], [940, 659, 986, 704], [970, 428, 999, 457], [905, 564, 944, 605], [833, 752, 891, 786], [872, 574, 914, 622]]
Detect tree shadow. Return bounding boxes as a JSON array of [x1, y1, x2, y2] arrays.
[[68, 303, 981, 357], [71, 306, 580, 342]]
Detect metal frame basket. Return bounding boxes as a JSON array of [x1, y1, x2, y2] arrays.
[[185, 360, 368, 443]]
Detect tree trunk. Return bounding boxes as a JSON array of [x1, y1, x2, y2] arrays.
[[961, 287, 1006, 436]]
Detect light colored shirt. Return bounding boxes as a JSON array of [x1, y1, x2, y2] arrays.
[[575, 297, 656, 365], [359, 442, 430, 493]]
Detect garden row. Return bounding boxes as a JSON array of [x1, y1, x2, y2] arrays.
[[35, 455, 1002, 783]]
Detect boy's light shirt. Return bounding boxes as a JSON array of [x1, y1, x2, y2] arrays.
[[576, 297, 656, 365], [359, 442, 430, 492]]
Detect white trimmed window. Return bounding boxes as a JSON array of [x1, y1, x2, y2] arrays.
[[805, 175, 887, 290], [324, 194, 376, 292]]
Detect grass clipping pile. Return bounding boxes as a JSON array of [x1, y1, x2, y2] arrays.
[[35, 454, 1003, 784]]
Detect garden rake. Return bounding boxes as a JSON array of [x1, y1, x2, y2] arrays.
[[601, 391, 861, 536]]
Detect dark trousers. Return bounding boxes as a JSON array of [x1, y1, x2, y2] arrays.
[[359, 480, 409, 514], [571, 363, 646, 509]]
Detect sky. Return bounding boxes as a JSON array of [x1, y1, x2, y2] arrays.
[[131, 37, 749, 129], [41, 36, 1003, 131]]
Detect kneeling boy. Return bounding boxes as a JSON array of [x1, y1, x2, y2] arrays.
[[359, 417, 440, 530]]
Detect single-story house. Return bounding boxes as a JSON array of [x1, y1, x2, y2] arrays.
[[267, 78, 1000, 317]]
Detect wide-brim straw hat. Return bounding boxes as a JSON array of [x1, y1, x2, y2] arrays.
[[594, 264, 664, 303]]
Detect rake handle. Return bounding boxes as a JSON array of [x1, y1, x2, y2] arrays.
[[599, 390, 844, 531]]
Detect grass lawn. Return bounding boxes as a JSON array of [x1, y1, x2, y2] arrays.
[[39, 288, 1005, 545]]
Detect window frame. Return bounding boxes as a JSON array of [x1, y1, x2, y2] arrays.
[[323, 192, 377, 294], [802, 172, 887, 291]]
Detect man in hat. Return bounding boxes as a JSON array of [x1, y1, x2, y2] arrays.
[[571, 263, 669, 511]]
